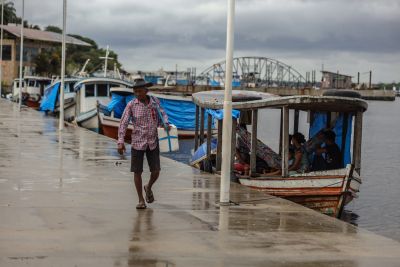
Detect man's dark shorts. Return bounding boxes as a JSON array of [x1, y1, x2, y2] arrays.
[[131, 145, 161, 173]]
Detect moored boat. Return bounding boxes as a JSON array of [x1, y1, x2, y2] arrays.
[[73, 77, 133, 132], [99, 86, 212, 140], [192, 89, 368, 217], [40, 78, 80, 121], [12, 76, 52, 108]]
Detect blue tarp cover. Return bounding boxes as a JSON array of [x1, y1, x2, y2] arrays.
[[205, 109, 240, 120], [40, 82, 60, 112], [309, 112, 353, 166], [157, 97, 204, 130], [106, 94, 135, 119]]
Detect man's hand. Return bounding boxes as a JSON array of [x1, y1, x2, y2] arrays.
[[164, 124, 172, 132], [117, 143, 126, 155]]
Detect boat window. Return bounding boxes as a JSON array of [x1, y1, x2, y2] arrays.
[[85, 84, 95, 97], [28, 80, 36, 87], [15, 81, 25, 88], [97, 83, 108, 97]]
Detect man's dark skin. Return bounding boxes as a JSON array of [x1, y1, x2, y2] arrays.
[[118, 87, 170, 207]]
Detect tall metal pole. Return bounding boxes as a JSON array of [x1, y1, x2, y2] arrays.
[[18, 0, 24, 110], [220, 0, 235, 205], [0, 0, 4, 97], [59, 0, 66, 130]]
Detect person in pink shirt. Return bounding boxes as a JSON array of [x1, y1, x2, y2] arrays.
[[117, 79, 170, 209]]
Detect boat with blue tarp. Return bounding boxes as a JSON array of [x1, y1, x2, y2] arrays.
[[39, 78, 80, 121], [73, 77, 133, 131]]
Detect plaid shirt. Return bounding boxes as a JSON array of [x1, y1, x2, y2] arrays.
[[118, 96, 168, 150]]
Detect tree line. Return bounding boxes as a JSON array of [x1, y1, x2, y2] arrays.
[[2, 1, 124, 77]]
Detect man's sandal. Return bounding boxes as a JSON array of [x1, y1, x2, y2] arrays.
[[144, 185, 155, 203], [136, 203, 147, 209]]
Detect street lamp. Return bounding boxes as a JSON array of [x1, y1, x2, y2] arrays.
[[220, 0, 235, 205], [59, 0, 66, 130]]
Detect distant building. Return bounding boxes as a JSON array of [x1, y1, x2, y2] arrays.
[[321, 71, 352, 89], [0, 24, 90, 88]]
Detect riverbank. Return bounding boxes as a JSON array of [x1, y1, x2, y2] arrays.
[[1, 99, 400, 266]]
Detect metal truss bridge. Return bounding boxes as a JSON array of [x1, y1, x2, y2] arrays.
[[198, 57, 306, 88]]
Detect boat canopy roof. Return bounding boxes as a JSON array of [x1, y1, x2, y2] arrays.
[[110, 87, 134, 95], [73, 77, 133, 92], [192, 90, 368, 113]]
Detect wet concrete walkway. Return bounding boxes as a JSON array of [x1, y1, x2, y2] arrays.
[[1, 99, 400, 267]]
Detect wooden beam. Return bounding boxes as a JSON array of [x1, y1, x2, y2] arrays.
[[231, 118, 237, 175], [352, 112, 363, 174], [206, 113, 213, 173], [279, 108, 283, 155], [293, 109, 299, 134], [216, 119, 223, 172], [281, 106, 289, 177], [199, 107, 205, 146], [250, 109, 258, 176], [341, 113, 349, 167], [194, 105, 200, 150]]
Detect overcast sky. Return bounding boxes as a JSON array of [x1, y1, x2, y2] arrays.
[[13, 0, 400, 82]]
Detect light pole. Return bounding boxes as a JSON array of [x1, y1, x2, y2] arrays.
[[59, 0, 66, 130], [0, 0, 4, 98], [18, 0, 24, 111], [220, 0, 235, 205]]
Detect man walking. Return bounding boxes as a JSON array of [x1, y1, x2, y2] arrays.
[[117, 79, 169, 209]]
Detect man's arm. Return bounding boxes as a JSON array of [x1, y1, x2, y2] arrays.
[[152, 96, 169, 128], [117, 102, 133, 154]]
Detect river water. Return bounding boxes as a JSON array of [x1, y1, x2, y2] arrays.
[[162, 99, 400, 242]]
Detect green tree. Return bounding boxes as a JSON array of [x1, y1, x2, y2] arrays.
[[45, 25, 62, 34]]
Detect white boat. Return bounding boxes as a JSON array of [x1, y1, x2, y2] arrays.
[[74, 77, 133, 131], [12, 76, 52, 108], [40, 78, 80, 121]]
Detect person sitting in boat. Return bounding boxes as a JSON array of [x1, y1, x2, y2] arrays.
[[234, 137, 270, 175], [264, 132, 310, 175], [313, 130, 343, 171], [234, 147, 250, 176], [288, 132, 310, 173]]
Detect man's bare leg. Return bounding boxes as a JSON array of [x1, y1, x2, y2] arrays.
[[144, 170, 159, 203], [147, 170, 160, 190], [134, 172, 146, 206]]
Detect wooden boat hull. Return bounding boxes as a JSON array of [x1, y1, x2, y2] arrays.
[[239, 166, 360, 217]]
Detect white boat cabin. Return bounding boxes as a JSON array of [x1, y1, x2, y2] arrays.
[[74, 78, 133, 115], [12, 76, 52, 99]]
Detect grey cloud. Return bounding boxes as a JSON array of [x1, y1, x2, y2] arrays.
[[10, 0, 400, 81]]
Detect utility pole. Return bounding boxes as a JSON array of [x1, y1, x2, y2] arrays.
[[369, 70, 372, 89], [0, 0, 4, 98], [357, 72, 360, 85], [59, 0, 67, 131], [18, 0, 24, 111], [220, 0, 235, 205]]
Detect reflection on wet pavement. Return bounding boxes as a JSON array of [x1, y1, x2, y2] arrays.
[[1, 100, 400, 267]]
